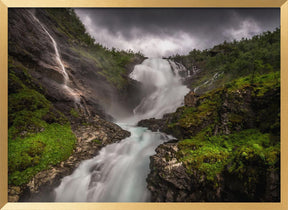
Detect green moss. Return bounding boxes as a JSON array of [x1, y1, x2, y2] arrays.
[[226, 71, 280, 95], [179, 98, 217, 128], [8, 56, 74, 186], [228, 113, 244, 123], [177, 129, 279, 184], [92, 139, 101, 144], [8, 87, 67, 140], [8, 123, 77, 186], [168, 70, 279, 141], [71, 45, 133, 90], [8, 81, 74, 186], [180, 138, 229, 181], [9, 88, 50, 113], [70, 108, 80, 118]]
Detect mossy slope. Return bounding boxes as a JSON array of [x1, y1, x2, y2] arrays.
[[8, 58, 77, 186], [8, 8, 143, 189], [146, 71, 280, 201]]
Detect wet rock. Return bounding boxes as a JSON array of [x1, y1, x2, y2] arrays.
[[8, 187, 22, 202], [138, 118, 166, 132], [147, 143, 193, 202], [8, 8, 142, 202], [10, 114, 130, 202], [184, 91, 198, 107], [146, 86, 280, 202]]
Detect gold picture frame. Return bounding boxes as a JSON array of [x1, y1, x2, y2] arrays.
[[1, 0, 287, 209]]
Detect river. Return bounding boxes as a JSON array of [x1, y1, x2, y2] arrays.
[[54, 58, 189, 202]]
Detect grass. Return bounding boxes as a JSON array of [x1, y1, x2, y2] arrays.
[[8, 57, 76, 186], [8, 123, 77, 186], [225, 71, 280, 96], [8, 8, 144, 188], [178, 129, 279, 182], [45, 8, 138, 90], [70, 108, 80, 118], [73, 45, 134, 90], [8, 88, 67, 140], [165, 70, 280, 186]]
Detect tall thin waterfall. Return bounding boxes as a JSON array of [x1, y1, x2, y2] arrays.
[[54, 58, 189, 202], [29, 12, 81, 104]]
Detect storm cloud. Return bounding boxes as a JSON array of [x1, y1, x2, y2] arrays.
[[75, 8, 279, 57]]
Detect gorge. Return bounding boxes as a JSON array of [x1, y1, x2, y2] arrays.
[[54, 58, 189, 202], [8, 8, 280, 202]]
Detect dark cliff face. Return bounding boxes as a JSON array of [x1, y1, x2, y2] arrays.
[[9, 8, 144, 119], [142, 72, 280, 202], [8, 8, 144, 202]]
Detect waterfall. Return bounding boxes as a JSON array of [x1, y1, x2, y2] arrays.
[[129, 58, 189, 122], [54, 58, 190, 202], [28, 12, 81, 104], [193, 71, 223, 93]]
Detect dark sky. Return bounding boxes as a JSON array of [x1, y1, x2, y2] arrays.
[[75, 8, 280, 57]]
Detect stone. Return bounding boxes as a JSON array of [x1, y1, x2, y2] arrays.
[[8, 195, 19, 202], [184, 91, 198, 107]]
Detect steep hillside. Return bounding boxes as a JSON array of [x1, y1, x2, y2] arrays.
[[8, 8, 280, 202], [140, 72, 280, 201], [8, 8, 144, 201], [169, 29, 280, 95], [139, 31, 280, 201]]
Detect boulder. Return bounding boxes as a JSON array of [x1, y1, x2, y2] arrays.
[[184, 91, 198, 107]]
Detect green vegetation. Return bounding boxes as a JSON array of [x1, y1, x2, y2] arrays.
[[71, 45, 134, 89], [8, 8, 144, 189], [92, 139, 101, 144], [45, 9, 143, 89], [225, 70, 280, 96], [8, 8, 144, 188], [170, 28, 280, 93], [8, 123, 76, 186], [45, 8, 96, 46], [8, 58, 76, 186], [70, 108, 80, 118], [178, 129, 279, 182], [165, 69, 280, 188], [168, 70, 280, 137]]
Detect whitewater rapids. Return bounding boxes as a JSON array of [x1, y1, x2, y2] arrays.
[[54, 58, 189, 202]]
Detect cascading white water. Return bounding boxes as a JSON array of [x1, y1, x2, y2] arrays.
[[29, 12, 81, 104], [55, 125, 173, 202], [54, 58, 190, 202], [129, 58, 189, 122]]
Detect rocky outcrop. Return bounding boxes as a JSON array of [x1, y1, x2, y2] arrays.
[[140, 84, 279, 140], [147, 143, 194, 202], [147, 143, 223, 202], [146, 81, 280, 202], [184, 91, 198, 107], [147, 141, 280, 202], [8, 8, 142, 202], [9, 9, 145, 119], [12, 115, 130, 202], [138, 118, 166, 132], [138, 91, 199, 132]]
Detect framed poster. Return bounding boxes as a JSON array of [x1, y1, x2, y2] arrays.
[[1, 0, 288, 209]]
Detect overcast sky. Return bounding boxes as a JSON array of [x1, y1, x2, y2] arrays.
[[75, 8, 279, 57]]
